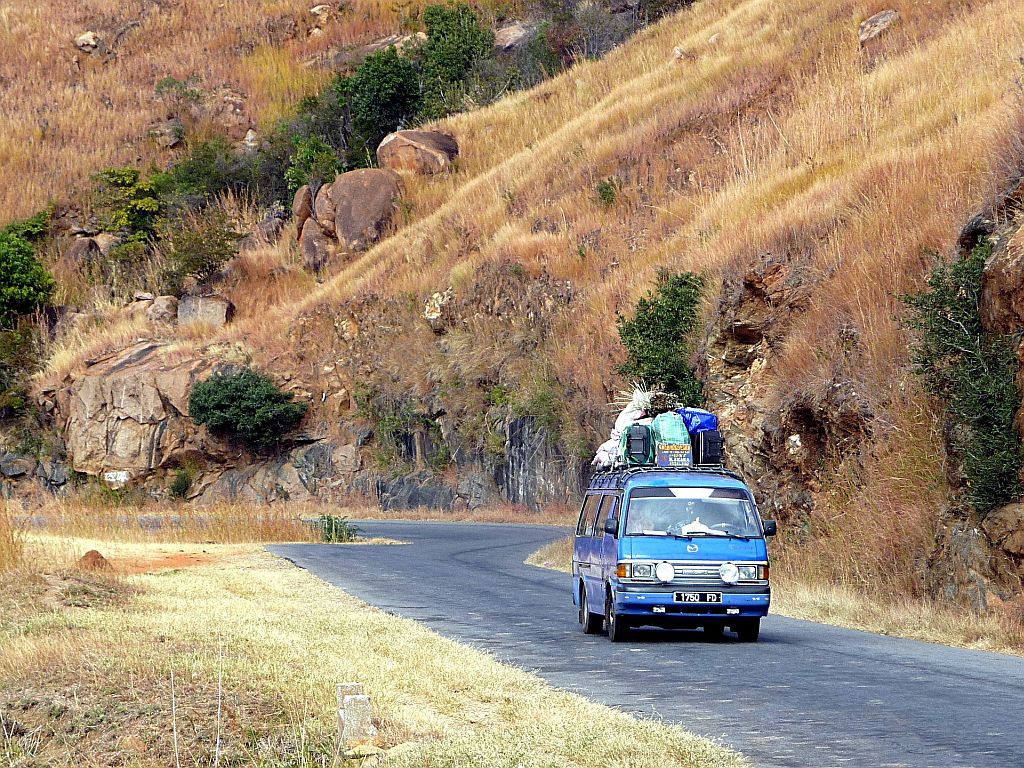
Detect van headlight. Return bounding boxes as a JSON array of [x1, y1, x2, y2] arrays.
[[719, 563, 740, 584], [736, 565, 759, 581], [631, 563, 654, 578]]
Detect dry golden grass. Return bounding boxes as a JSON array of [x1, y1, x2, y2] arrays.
[[6, 497, 321, 544], [0, 504, 22, 572], [0, 540, 745, 767], [0, 0, 516, 224]]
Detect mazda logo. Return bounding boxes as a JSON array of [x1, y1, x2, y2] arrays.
[[686, 543, 699, 553]]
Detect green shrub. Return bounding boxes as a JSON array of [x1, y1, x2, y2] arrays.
[[596, 177, 619, 206], [350, 47, 421, 152], [155, 138, 251, 204], [94, 168, 164, 239], [169, 467, 193, 499], [0, 232, 54, 328], [190, 368, 308, 450], [284, 135, 342, 192], [617, 270, 705, 405], [318, 514, 359, 542], [420, 3, 495, 119], [1, 209, 51, 242], [0, 327, 37, 418], [159, 207, 245, 293], [905, 243, 1022, 516]]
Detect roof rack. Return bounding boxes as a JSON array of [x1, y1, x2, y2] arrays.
[[588, 465, 744, 490]]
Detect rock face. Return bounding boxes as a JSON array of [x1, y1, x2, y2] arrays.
[[64, 237, 100, 265], [332, 169, 404, 251], [494, 22, 531, 51], [313, 183, 337, 236], [293, 185, 313, 236], [981, 223, 1024, 336], [146, 296, 179, 324], [377, 130, 459, 175], [984, 503, 1024, 557], [300, 218, 334, 272], [60, 343, 220, 477], [177, 295, 235, 327], [858, 10, 899, 46]]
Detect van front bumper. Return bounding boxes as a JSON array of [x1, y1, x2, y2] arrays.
[[612, 584, 770, 619]]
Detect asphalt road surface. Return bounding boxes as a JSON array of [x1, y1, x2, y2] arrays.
[[270, 521, 1024, 768]]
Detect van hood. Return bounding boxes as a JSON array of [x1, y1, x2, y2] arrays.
[[622, 535, 767, 562]]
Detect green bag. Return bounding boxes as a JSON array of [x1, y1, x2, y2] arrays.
[[651, 412, 693, 468]]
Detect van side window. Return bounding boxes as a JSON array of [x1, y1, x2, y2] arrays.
[[577, 495, 601, 537], [595, 496, 616, 537]]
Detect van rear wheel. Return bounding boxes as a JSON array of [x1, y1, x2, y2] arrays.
[[734, 618, 760, 642], [579, 584, 603, 634]]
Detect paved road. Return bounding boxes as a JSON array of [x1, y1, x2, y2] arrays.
[[270, 522, 1024, 768]]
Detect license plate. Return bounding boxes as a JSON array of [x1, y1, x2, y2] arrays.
[[674, 592, 722, 603]]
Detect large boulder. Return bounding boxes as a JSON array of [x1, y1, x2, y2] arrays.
[[146, 296, 179, 324], [300, 218, 334, 272], [313, 184, 337, 237], [293, 185, 313, 238], [177, 295, 235, 327], [984, 503, 1024, 558], [377, 131, 459, 175], [331, 169, 404, 251], [60, 343, 221, 477], [494, 22, 531, 51], [64, 237, 100, 266]]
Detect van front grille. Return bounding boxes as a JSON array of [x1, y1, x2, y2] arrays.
[[672, 562, 724, 585]]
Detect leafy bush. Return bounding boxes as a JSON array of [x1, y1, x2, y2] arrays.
[[0, 327, 37, 417], [349, 47, 421, 152], [420, 4, 495, 118], [1, 209, 51, 242], [617, 270, 705, 405], [95, 168, 163, 239], [190, 368, 308, 450], [155, 138, 251, 204], [169, 467, 193, 499], [905, 243, 1022, 516], [596, 177, 619, 206], [285, 136, 342, 192], [318, 515, 359, 542], [0, 232, 54, 327], [159, 207, 245, 293]]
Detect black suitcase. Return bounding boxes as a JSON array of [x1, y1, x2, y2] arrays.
[[693, 430, 724, 465]]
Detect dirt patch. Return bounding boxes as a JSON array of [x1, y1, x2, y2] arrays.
[[114, 550, 217, 574]]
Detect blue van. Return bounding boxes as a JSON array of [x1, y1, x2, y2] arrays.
[[572, 467, 776, 642]]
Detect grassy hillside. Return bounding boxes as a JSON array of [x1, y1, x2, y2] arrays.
[[21, 0, 1024, 608]]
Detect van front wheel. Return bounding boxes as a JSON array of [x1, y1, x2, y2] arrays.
[[605, 593, 630, 643], [579, 584, 603, 634], [734, 618, 760, 642]]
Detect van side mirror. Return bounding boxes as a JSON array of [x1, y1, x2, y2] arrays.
[[763, 520, 777, 537], [603, 517, 619, 536]]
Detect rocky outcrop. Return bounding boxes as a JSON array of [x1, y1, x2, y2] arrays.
[[858, 10, 899, 46], [300, 218, 334, 272], [377, 131, 459, 175], [332, 169, 404, 251], [146, 296, 178, 324], [494, 22, 531, 51], [58, 343, 221, 478], [177, 295, 235, 327], [291, 171, 404, 271]]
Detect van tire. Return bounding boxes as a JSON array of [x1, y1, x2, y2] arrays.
[[605, 592, 630, 643], [735, 618, 760, 642], [579, 584, 603, 634]]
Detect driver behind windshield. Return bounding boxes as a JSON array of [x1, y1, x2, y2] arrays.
[[624, 490, 759, 537]]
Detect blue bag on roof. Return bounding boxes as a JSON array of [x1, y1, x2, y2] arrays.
[[676, 407, 719, 434]]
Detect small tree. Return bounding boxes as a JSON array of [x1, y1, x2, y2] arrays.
[[350, 47, 421, 152], [617, 270, 705, 405], [420, 3, 495, 118], [284, 135, 342, 193], [159, 208, 245, 293], [94, 167, 163, 239], [0, 233, 54, 328], [190, 368, 308, 450]]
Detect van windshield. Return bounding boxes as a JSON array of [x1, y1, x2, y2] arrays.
[[624, 486, 760, 538]]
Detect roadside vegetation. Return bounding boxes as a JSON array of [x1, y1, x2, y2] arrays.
[[1, 528, 744, 767]]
